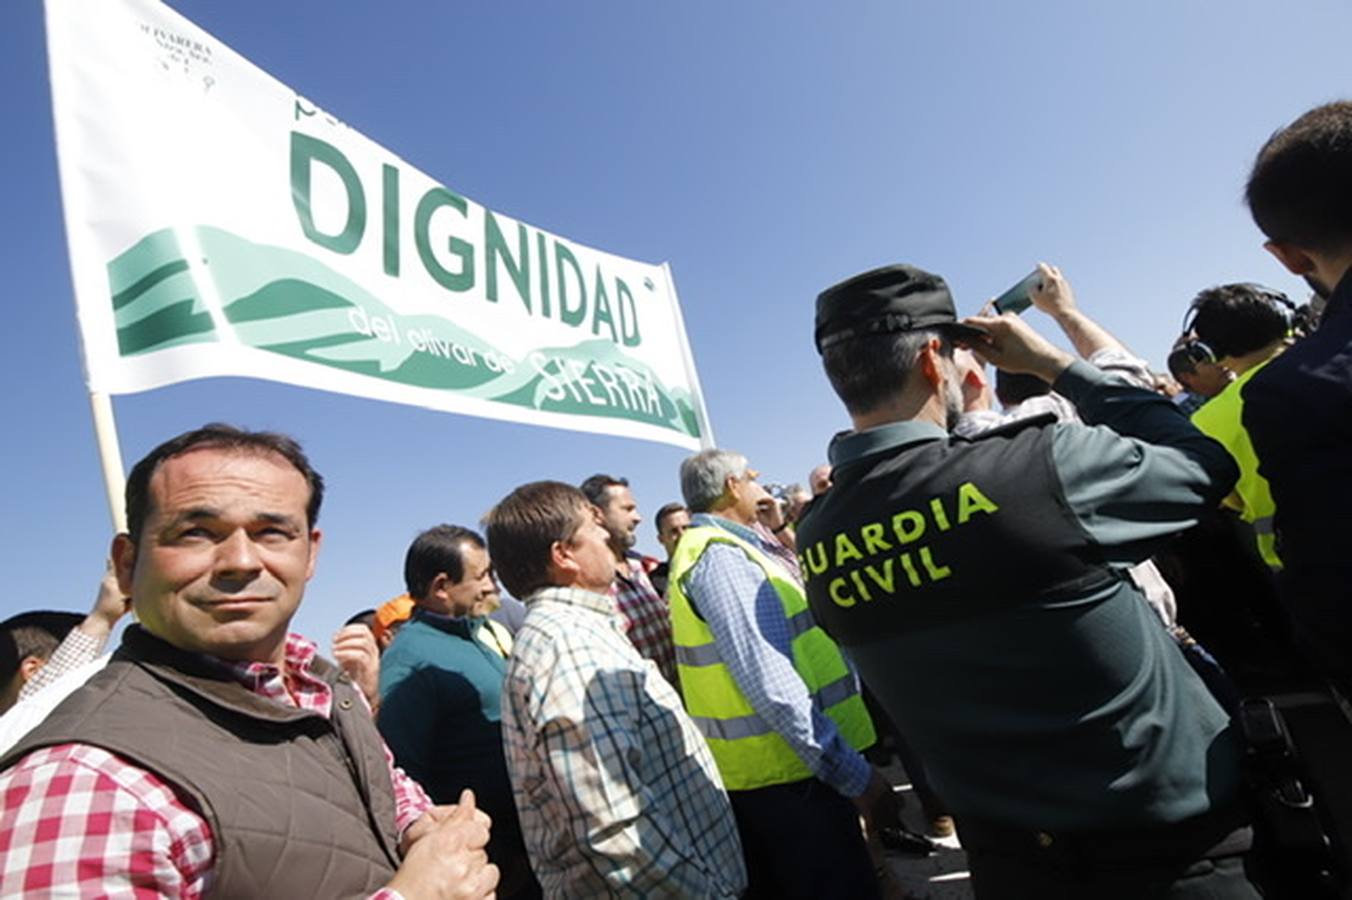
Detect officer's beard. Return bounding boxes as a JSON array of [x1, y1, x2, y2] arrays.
[[943, 365, 964, 432]]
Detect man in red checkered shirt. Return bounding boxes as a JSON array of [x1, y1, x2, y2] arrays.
[[580, 474, 679, 686], [0, 424, 499, 899]]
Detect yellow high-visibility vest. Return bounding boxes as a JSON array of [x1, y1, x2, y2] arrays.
[[667, 525, 876, 791], [1193, 361, 1282, 570]]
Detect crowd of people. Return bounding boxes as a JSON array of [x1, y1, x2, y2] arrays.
[[0, 99, 1350, 899]]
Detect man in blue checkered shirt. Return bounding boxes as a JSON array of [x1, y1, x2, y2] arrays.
[[485, 480, 746, 899]]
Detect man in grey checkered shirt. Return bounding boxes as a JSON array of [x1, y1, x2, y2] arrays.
[[485, 480, 747, 899]]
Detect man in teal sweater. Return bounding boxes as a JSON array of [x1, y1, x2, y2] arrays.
[[380, 524, 540, 899]]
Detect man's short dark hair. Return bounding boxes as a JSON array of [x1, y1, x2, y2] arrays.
[[821, 329, 954, 416], [579, 474, 628, 508], [995, 370, 1051, 408], [0, 611, 84, 681], [654, 502, 688, 534], [485, 481, 590, 599], [1247, 100, 1352, 253], [404, 525, 486, 600], [0, 632, 16, 686], [124, 423, 324, 542], [343, 609, 377, 629], [1186, 284, 1292, 359]]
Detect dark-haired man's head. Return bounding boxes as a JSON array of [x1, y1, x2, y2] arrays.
[[344, 609, 377, 631], [123, 423, 325, 544], [0, 611, 84, 712], [404, 525, 498, 619], [654, 502, 691, 559], [995, 370, 1052, 409], [1186, 284, 1292, 362], [1167, 339, 1232, 399], [579, 474, 640, 557], [112, 424, 324, 666], [485, 481, 616, 598], [1248, 101, 1352, 300], [816, 265, 984, 433]]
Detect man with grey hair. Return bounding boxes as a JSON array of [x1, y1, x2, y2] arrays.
[[667, 449, 895, 900]]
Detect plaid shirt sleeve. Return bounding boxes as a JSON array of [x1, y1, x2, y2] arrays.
[[686, 543, 872, 799], [0, 744, 414, 899], [0, 743, 216, 898], [0, 636, 429, 899], [609, 561, 679, 686], [18, 625, 106, 702]]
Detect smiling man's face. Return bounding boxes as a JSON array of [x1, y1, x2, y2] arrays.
[[113, 447, 321, 666]]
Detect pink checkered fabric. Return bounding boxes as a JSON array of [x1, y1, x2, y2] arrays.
[[0, 633, 428, 898]]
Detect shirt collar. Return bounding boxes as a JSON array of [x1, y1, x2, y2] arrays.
[[690, 512, 761, 545], [413, 606, 482, 638], [216, 633, 326, 694], [828, 419, 947, 466], [526, 585, 620, 619]]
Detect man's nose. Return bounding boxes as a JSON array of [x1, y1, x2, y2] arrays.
[[214, 529, 263, 578]]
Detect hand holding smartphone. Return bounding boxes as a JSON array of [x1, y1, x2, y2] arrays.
[[991, 269, 1044, 316]]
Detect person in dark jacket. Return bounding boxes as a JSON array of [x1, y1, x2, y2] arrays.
[[799, 265, 1259, 899], [380, 524, 540, 899], [0, 424, 497, 899]]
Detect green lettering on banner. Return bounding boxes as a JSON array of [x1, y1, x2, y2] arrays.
[[381, 163, 399, 276], [414, 187, 474, 292], [555, 241, 586, 326], [536, 231, 552, 317], [616, 278, 641, 347], [291, 133, 366, 254], [485, 211, 530, 308], [591, 265, 619, 342]]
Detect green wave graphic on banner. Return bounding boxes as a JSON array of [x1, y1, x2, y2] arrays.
[[106, 226, 698, 438]]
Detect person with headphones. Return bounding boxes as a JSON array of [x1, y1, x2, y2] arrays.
[[1183, 283, 1295, 571]]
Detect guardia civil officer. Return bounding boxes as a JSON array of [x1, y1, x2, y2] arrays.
[[796, 264, 1260, 899]]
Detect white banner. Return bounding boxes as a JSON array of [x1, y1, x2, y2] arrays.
[[45, 0, 712, 450]]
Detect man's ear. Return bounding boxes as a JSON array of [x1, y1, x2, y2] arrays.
[[18, 655, 45, 685], [427, 571, 452, 602], [305, 528, 322, 581], [1264, 240, 1316, 276], [111, 533, 137, 598], [917, 338, 945, 388], [549, 539, 580, 582]]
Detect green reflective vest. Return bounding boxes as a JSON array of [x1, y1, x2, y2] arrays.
[[667, 524, 876, 791], [1193, 361, 1282, 570]]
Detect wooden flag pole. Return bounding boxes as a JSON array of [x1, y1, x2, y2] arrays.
[[88, 390, 128, 534]]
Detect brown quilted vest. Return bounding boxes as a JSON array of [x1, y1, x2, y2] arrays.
[[1, 626, 402, 899]]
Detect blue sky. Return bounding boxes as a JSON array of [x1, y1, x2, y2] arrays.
[[3, 0, 1350, 639]]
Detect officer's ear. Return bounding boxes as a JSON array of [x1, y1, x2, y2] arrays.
[[916, 337, 946, 389], [1264, 240, 1315, 277]]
